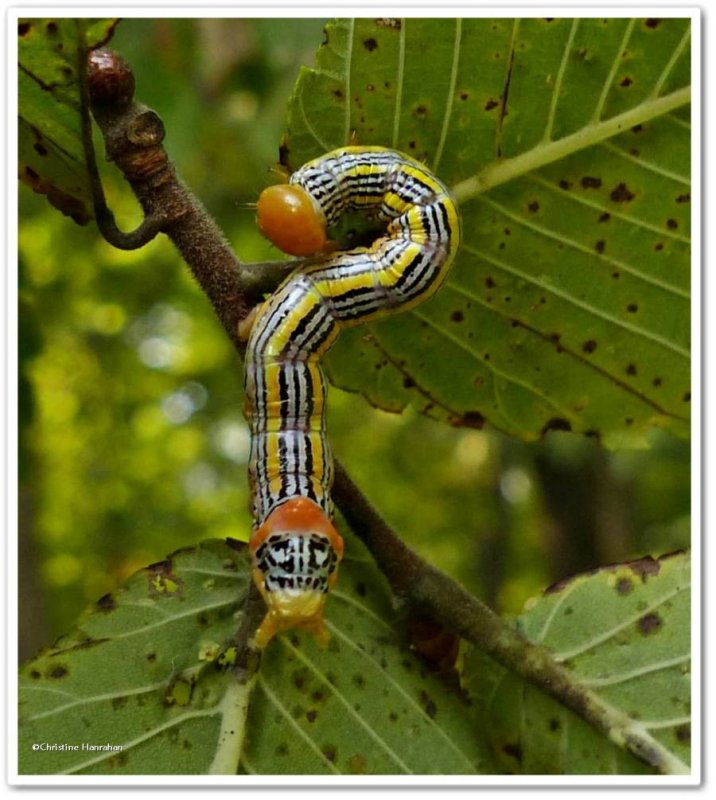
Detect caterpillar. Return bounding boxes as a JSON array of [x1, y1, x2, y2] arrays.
[[244, 145, 461, 648]]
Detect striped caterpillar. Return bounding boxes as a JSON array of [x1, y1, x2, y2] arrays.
[[244, 146, 461, 648]]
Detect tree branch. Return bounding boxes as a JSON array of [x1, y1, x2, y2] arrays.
[[83, 47, 295, 353]]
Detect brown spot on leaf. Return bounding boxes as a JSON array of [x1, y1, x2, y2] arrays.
[[581, 176, 602, 189], [33, 142, 48, 156], [306, 709, 318, 723], [583, 340, 597, 354], [363, 37, 378, 51], [595, 240, 605, 254], [559, 179, 573, 190], [626, 363, 637, 376], [666, 218, 679, 230], [620, 76, 633, 87], [484, 97, 499, 110], [675, 724, 691, 743], [542, 417, 572, 434], [610, 182, 635, 203], [415, 105, 428, 118], [616, 577, 633, 594], [598, 212, 611, 223], [420, 690, 438, 719], [456, 411, 486, 429], [148, 558, 173, 574], [18, 22, 32, 36], [451, 310, 464, 323], [627, 302, 639, 313], [97, 593, 116, 611], [683, 392, 691, 402], [638, 612, 663, 634], [107, 751, 129, 768], [485, 276, 496, 288], [625, 555, 661, 580], [653, 377, 663, 387], [402, 376, 415, 389], [322, 745, 338, 762], [48, 664, 69, 679], [645, 18, 662, 28], [528, 200, 540, 212], [502, 742, 523, 762], [654, 242, 664, 251]]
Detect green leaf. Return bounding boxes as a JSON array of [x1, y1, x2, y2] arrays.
[[18, 18, 119, 223], [462, 552, 691, 774], [19, 535, 488, 775], [283, 18, 691, 446]]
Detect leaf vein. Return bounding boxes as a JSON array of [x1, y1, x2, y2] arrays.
[[279, 636, 412, 772], [599, 141, 690, 185], [257, 675, 341, 773], [480, 194, 690, 300], [651, 23, 691, 98], [543, 18, 579, 143], [326, 621, 478, 771], [528, 173, 690, 244], [554, 582, 689, 660], [432, 18, 462, 172], [593, 19, 636, 123]]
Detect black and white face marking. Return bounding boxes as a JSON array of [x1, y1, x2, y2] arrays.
[[254, 532, 339, 594]]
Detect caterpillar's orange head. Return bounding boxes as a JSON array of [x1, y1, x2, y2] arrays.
[[256, 184, 328, 256], [249, 498, 344, 648]]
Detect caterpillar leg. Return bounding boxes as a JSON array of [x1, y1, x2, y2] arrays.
[[238, 303, 265, 343], [249, 497, 343, 649]]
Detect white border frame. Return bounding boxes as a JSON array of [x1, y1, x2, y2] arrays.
[[4, 2, 703, 791]]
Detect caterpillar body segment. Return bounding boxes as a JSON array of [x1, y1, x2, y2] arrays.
[[246, 146, 461, 647]]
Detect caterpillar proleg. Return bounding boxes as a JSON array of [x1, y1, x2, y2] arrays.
[[245, 146, 461, 647]]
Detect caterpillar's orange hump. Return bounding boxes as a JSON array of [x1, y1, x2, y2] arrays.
[[257, 184, 327, 256]]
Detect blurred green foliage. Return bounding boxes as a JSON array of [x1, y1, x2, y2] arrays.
[[18, 19, 690, 662]]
